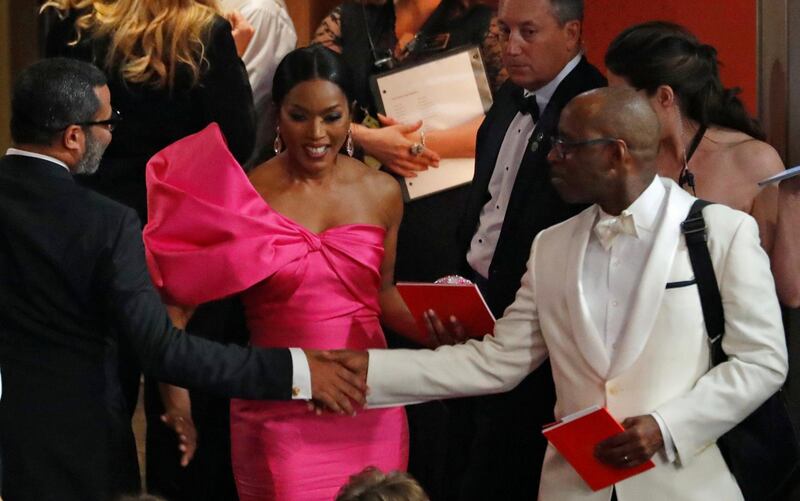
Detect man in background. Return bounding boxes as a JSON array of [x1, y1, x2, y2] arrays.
[[454, 0, 605, 497]]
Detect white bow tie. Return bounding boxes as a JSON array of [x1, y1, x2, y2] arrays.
[[594, 211, 638, 250]]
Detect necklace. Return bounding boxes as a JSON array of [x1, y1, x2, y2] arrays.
[[678, 124, 707, 196]]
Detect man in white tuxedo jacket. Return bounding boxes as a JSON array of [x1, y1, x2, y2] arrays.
[[348, 87, 788, 500]]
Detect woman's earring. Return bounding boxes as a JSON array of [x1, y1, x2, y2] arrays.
[[273, 126, 283, 154], [346, 128, 354, 157]]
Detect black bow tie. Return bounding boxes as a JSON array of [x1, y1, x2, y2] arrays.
[[514, 91, 540, 121]]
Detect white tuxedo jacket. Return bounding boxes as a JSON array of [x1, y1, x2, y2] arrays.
[[368, 178, 788, 501]]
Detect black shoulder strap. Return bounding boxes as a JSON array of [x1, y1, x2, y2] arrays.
[[685, 124, 707, 163], [681, 199, 726, 366]]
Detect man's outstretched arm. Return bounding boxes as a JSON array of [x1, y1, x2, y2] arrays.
[[332, 238, 550, 407], [103, 208, 366, 411]]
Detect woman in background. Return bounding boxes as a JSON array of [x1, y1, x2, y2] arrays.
[[314, 0, 505, 282], [605, 21, 800, 307], [43, 0, 256, 497], [45, 0, 256, 220], [314, 3, 504, 495], [145, 45, 417, 500]]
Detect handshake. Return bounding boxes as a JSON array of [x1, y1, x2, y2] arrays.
[[303, 349, 371, 416], [302, 310, 469, 415]]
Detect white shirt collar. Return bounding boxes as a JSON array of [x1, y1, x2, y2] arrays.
[[523, 53, 583, 113], [597, 175, 665, 232], [6, 148, 71, 172]]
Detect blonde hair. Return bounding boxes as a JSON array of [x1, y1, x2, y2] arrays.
[[42, 0, 221, 90], [336, 467, 430, 501], [360, 0, 474, 5]]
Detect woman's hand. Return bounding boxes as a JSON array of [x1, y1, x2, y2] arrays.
[[425, 309, 469, 347], [158, 384, 198, 467], [352, 118, 440, 178], [161, 411, 198, 467], [226, 10, 255, 57]]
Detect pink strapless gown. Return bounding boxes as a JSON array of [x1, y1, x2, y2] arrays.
[[143, 124, 408, 501]]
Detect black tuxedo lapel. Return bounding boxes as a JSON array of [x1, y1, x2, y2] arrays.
[[470, 85, 521, 196], [452, 58, 606, 501], [501, 58, 600, 234], [457, 80, 521, 249], [458, 57, 606, 314]]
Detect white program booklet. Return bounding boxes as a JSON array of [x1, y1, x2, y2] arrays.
[[371, 46, 493, 200]]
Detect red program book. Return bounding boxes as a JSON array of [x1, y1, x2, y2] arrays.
[[542, 406, 655, 491], [396, 282, 495, 347]]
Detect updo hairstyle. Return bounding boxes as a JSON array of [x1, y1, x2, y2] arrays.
[[272, 45, 355, 108], [605, 21, 764, 140]]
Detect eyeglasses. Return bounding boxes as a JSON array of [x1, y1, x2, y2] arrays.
[[76, 109, 122, 132], [550, 136, 620, 160]]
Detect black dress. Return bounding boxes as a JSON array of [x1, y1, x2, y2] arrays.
[[46, 15, 256, 223]]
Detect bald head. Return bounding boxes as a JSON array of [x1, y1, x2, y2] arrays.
[[548, 87, 663, 213], [564, 87, 661, 165]]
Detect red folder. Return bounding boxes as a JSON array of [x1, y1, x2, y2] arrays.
[[396, 282, 495, 347], [542, 406, 655, 491]]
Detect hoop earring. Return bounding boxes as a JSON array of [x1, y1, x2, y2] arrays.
[[346, 128, 354, 157], [273, 126, 283, 154]]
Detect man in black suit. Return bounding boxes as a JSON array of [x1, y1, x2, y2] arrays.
[[0, 58, 363, 501], [453, 0, 606, 498]]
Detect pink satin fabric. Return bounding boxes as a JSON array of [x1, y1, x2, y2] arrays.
[[144, 124, 408, 500]]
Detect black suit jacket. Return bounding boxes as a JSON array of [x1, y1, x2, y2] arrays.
[[453, 59, 606, 500], [458, 57, 607, 316], [0, 154, 291, 501]]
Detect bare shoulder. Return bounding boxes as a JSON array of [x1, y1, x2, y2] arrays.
[[247, 157, 284, 192], [709, 128, 784, 180], [732, 137, 784, 178], [339, 155, 402, 206]]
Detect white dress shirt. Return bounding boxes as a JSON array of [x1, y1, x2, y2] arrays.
[[467, 54, 583, 278], [582, 177, 677, 462], [6, 148, 70, 172], [5, 148, 312, 399], [221, 0, 296, 108]]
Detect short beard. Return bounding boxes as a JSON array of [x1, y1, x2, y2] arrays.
[[74, 129, 107, 175]]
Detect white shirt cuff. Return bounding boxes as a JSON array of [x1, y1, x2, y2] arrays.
[[651, 411, 677, 463], [289, 348, 312, 399]]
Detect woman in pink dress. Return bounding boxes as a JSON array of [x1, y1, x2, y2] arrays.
[[143, 46, 420, 500]]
